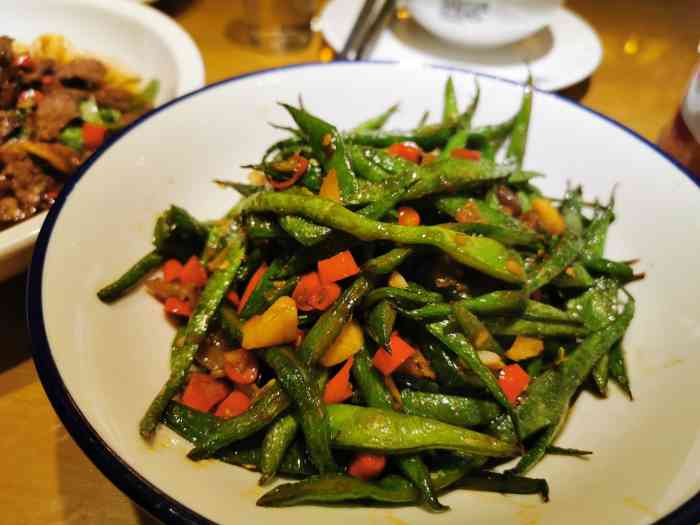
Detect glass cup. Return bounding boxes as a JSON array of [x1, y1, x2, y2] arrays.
[[230, 0, 318, 52]]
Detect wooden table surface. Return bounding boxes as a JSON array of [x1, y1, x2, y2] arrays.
[[1, 0, 697, 523]]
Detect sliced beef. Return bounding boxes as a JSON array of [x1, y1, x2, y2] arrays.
[[19, 58, 55, 86], [0, 195, 22, 223], [0, 156, 53, 223], [56, 58, 106, 88], [0, 110, 20, 140], [94, 86, 136, 113], [35, 89, 79, 140], [0, 36, 18, 109]]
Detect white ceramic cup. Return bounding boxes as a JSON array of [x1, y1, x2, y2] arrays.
[[406, 0, 563, 48]]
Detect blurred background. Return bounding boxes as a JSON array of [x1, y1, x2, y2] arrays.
[[1, 0, 697, 523]]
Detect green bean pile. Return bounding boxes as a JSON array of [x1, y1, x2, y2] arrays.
[[97, 77, 639, 512]]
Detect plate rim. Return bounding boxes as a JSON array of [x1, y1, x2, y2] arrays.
[[27, 60, 700, 525]]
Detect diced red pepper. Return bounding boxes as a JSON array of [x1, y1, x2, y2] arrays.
[[292, 272, 341, 312], [214, 390, 251, 419], [82, 122, 107, 150], [223, 349, 259, 385], [180, 256, 208, 287], [498, 364, 530, 404], [372, 332, 416, 376], [323, 357, 354, 404], [163, 259, 184, 283], [450, 148, 482, 161], [387, 142, 423, 163], [317, 250, 360, 285], [397, 206, 421, 226], [182, 373, 231, 413], [164, 297, 192, 317], [348, 453, 386, 481]]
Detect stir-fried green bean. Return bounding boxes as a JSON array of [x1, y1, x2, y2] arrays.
[[99, 78, 641, 513]]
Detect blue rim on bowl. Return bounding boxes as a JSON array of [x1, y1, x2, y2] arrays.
[[26, 61, 700, 525]]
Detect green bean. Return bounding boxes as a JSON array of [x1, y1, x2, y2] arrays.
[[345, 122, 456, 151], [508, 411, 566, 475], [301, 158, 323, 192], [492, 297, 635, 442], [546, 446, 593, 456], [278, 215, 332, 246], [238, 192, 525, 284], [260, 414, 300, 485], [139, 234, 246, 439], [213, 180, 261, 197], [282, 104, 359, 202], [394, 374, 442, 393], [551, 263, 595, 288], [470, 117, 517, 147], [263, 347, 336, 473], [238, 258, 288, 318], [442, 76, 459, 124], [244, 214, 285, 240], [168, 326, 188, 373], [403, 158, 511, 201], [560, 187, 584, 236], [352, 347, 447, 512], [506, 82, 533, 171], [366, 301, 396, 349], [354, 103, 399, 132], [188, 380, 291, 460], [163, 402, 315, 476], [523, 300, 578, 324], [452, 301, 504, 355], [201, 219, 238, 265], [483, 318, 587, 338], [583, 257, 635, 281], [218, 304, 243, 344], [298, 276, 371, 367], [262, 136, 306, 164], [327, 404, 518, 457], [435, 196, 541, 247], [257, 464, 472, 507], [428, 317, 520, 439], [222, 440, 316, 476], [364, 284, 444, 310], [97, 250, 164, 303], [417, 110, 430, 128], [420, 337, 480, 390], [609, 342, 633, 400], [454, 471, 549, 501], [355, 144, 418, 176], [526, 355, 544, 377], [363, 247, 414, 275], [348, 145, 392, 183], [440, 81, 480, 159], [592, 354, 610, 396], [526, 233, 584, 293], [400, 390, 501, 428], [152, 205, 209, 261]]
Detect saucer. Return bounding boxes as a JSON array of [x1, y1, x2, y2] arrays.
[[316, 0, 602, 91]]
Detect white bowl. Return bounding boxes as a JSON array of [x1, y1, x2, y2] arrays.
[[29, 62, 700, 524], [407, 0, 563, 48], [0, 0, 204, 282]]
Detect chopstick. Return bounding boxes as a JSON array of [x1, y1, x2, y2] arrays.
[[338, 0, 397, 61]]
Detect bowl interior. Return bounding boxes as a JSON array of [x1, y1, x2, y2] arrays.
[[32, 62, 700, 525]]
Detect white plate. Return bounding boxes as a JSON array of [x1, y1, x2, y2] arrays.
[[0, 0, 205, 282], [29, 62, 700, 525], [317, 0, 602, 91]]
